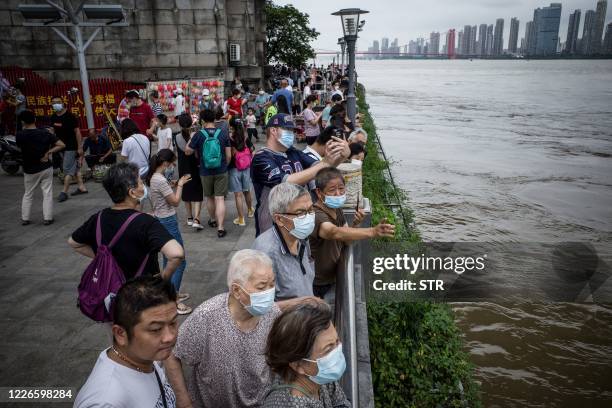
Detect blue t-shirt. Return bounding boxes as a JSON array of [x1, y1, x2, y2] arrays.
[[250, 147, 318, 235], [271, 88, 293, 113], [83, 136, 111, 156], [188, 127, 230, 176]]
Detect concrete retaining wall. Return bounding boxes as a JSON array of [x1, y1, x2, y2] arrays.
[[0, 0, 266, 86]]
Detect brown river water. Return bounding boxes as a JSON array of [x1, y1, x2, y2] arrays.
[[360, 59, 612, 407]]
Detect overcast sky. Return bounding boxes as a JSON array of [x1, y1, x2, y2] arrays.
[[275, 0, 612, 52]]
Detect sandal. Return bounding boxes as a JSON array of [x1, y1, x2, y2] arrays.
[[207, 219, 218, 228], [192, 218, 204, 230], [176, 302, 192, 315], [217, 229, 227, 238]]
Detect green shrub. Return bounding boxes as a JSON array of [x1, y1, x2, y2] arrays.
[[367, 302, 480, 407]]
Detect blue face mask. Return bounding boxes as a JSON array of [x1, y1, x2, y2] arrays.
[[324, 194, 346, 209], [239, 286, 275, 316], [283, 212, 315, 240], [279, 129, 295, 148], [303, 343, 346, 385]]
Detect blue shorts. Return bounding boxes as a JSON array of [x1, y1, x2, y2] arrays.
[[62, 150, 80, 176], [228, 167, 252, 193]]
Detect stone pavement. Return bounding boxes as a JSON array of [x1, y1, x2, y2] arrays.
[[0, 158, 258, 406]]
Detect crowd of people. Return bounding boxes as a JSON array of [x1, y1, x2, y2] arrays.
[[10, 63, 395, 407]]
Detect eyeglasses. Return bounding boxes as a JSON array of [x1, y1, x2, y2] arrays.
[[281, 209, 315, 220]]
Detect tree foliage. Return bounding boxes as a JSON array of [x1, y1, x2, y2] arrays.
[[264, 1, 320, 67]]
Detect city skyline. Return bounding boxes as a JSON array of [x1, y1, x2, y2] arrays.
[[276, 0, 612, 53], [364, 1, 609, 57]]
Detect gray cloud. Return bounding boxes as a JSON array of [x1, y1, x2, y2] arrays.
[[276, 0, 612, 53]]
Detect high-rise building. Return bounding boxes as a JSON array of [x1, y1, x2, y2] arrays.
[[381, 37, 389, 54], [460, 25, 472, 55], [509, 18, 520, 53], [564, 10, 581, 54], [372, 40, 380, 59], [604, 22, 612, 55], [446, 29, 456, 57], [470, 25, 478, 54], [486, 24, 494, 55], [582, 10, 597, 55], [493, 18, 504, 55], [478, 24, 488, 55], [525, 20, 536, 55], [429, 32, 440, 55], [408, 40, 417, 54], [458, 30, 464, 54], [592, 0, 608, 54], [530, 3, 562, 56]]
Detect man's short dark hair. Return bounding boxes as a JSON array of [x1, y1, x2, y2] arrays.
[[214, 106, 225, 121], [315, 167, 344, 190], [149, 90, 159, 99], [349, 142, 366, 158], [125, 90, 139, 98], [232, 89, 241, 96], [330, 104, 345, 118], [113, 276, 177, 340], [200, 109, 215, 124], [120, 118, 140, 139], [51, 95, 62, 101], [315, 125, 340, 145], [18, 110, 36, 125], [102, 162, 140, 203], [157, 114, 168, 125], [331, 94, 342, 103]]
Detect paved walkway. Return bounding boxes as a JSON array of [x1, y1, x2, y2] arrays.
[[0, 153, 260, 406]]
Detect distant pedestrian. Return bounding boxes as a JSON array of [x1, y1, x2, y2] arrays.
[[245, 108, 258, 143], [149, 90, 163, 116], [50, 95, 88, 202], [185, 109, 232, 238], [145, 148, 193, 315], [125, 90, 156, 137], [176, 113, 204, 230], [83, 128, 115, 169], [120, 118, 151, 178], [15, 110, 65, 226], [228, 118, 255, 227], [155, 114, 173, 153]]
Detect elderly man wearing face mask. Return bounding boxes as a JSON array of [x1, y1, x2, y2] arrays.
[[250, 114, 349, 236], [251, 182, 318, 301], [165, 249, 319, 408]]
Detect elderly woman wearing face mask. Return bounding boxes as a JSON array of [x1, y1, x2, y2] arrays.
[[165, 249, 320, 408], [262, 302, 351, 407]]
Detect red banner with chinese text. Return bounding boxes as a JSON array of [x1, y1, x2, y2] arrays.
[[1, 66, 140, 133]]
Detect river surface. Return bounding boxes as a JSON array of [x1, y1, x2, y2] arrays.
[[360, 60, 612, 407]]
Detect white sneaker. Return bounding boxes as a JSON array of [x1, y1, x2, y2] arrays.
[[192, 219, 204, 230], [187, 218, 194, 226]]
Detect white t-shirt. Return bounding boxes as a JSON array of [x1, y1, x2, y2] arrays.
[[74, 349, 176, 408], [303, 85, 311, 101], [157, 128, 173, 152], [246, 114, 257, 129], [173, 95, 185, 117], [121, 134, 150, 177]]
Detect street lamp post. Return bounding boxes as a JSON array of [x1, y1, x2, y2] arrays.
[[332, 8, 368, 126], [18, 3, 127, 129], [337, 37, 346, 76]]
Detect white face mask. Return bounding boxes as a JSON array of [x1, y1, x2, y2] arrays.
[[52, 103, 63, 112]]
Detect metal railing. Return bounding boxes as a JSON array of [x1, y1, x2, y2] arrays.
[[335, 200, 374, 407]]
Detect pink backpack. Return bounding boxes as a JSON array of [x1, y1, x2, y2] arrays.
[[77, 212, 149, 322], [235, 147, 252, 171]]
